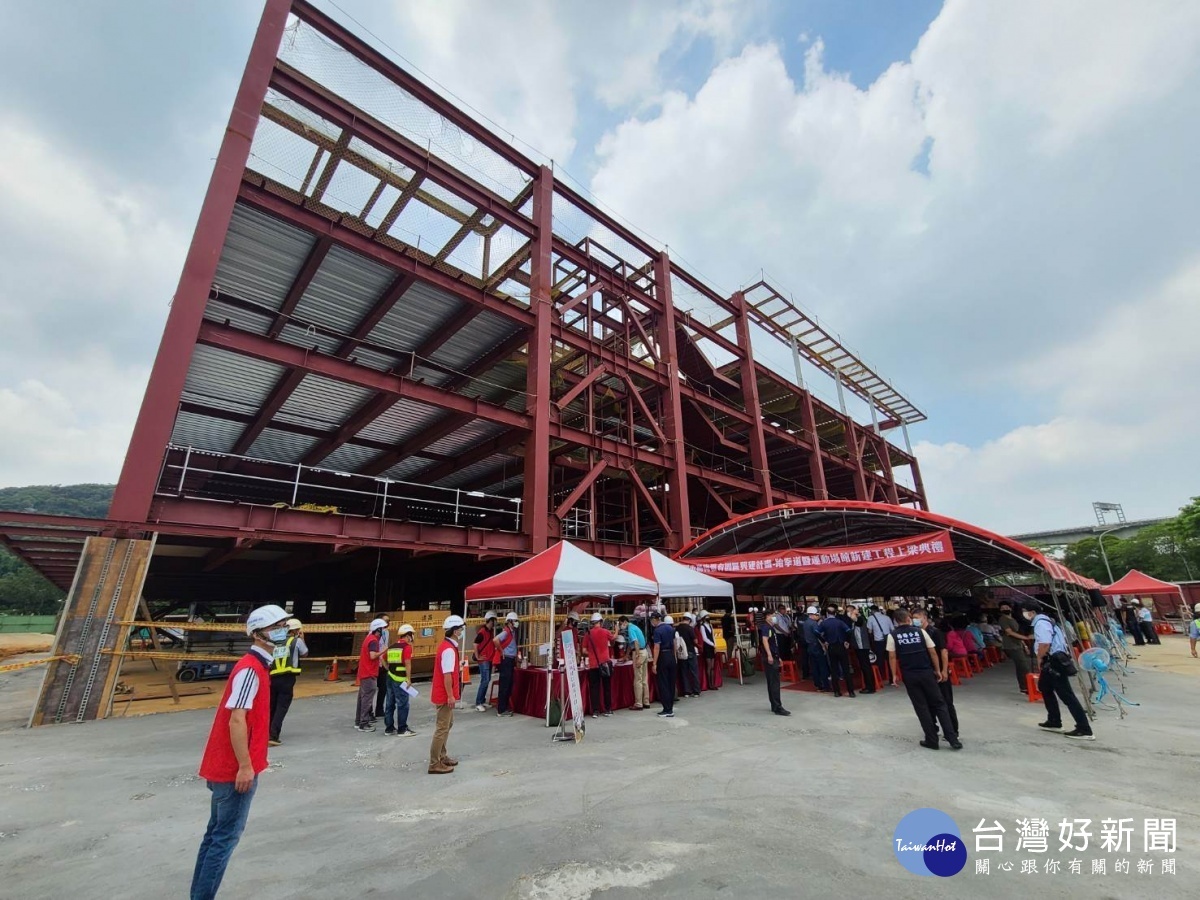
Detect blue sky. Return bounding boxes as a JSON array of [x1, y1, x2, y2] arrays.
[[0, 0, 1198, 533]]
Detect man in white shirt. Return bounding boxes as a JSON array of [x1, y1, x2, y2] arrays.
[[1028, 603, 1094, 741], [867, 605, 895, 686]]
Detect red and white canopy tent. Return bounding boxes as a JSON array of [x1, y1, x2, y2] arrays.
[[617, 548, 742, 680], [464, 541, 658, 724], [617, 548, 734, 599], [1101, 570, 1189, 619], [465, 540, 657, 602]]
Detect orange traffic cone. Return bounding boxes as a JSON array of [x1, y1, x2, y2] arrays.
[[461, 658, 472, 686], [326, 658, 340, 682]]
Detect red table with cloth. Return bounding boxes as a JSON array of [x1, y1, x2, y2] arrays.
[[508, 656, 723, 718]]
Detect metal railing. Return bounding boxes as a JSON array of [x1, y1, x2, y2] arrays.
[[155, 444, 522, 532]]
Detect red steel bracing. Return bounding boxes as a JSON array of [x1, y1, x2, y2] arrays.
[[39, 0, 932, 593]]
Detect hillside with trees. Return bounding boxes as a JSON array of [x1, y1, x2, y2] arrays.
[[0, 484, 115, 615]]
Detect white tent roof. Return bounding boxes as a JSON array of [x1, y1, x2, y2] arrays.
[[465, 540, 658, 601], [618, 548, 734, 598]]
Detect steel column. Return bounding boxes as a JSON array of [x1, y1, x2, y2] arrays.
[[522, 166, 554, 552], [108, 0, 293, 522]]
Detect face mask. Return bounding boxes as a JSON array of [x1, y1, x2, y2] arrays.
[[266, 626, 289, 645], [1023, 611, 1035, 621]]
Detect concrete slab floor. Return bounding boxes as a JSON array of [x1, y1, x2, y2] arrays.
[[1, 645, 1197, 900]]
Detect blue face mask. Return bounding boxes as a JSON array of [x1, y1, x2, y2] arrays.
[[266, 626, 289, 645]]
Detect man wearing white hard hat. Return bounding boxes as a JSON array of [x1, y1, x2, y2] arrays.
[[583, 612, 615, 717], [267, 617, 308, 747], [355, 619, 387, 732], [430, 614, 466, 774], [495, 612, 520, 717], [191, 604, 289, 900]]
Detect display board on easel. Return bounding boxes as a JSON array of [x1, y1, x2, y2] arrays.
[[552, 628, 586, 743]]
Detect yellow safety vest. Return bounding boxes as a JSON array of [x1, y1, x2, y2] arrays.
[[269, 636, 302, 676], [386, 643, 409, 683]]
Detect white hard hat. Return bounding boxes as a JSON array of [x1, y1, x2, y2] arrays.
[[664, 615, 674, 625], [684, 612, 695, 621], [567, 610, 580, 621], [484, 610, 497, 620], [699, 610, 709, 619], [369, 618, 388, 632], [506, 612, 519, 622], [245, 605, 290, 635], [397, 624, 415, 636], [443, 614, 465, 630], [1193, 602, 1200, 614], [807, 606, 819, 615], [286, 618, 303, 630], [591, 612, 604, 622]]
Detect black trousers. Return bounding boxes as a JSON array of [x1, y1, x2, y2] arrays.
[[903, 670, 957, 743], [588, 668, 612, 714], [703, 648, 717, 689], [937, 678, 959, 736], [1126, 616, 1144, 645], [656, 660, 676, 713], [856, 648, 876, 691], [497, 657, 516, 713], [374, 668, 387, 717], [827, 645, 854, 696], [1039, 665, 1091, 733], [872, 640, 892, 683], [764, 658, 783, 711], [798, 642, 810, 679], [1140, 622, 1160, 645], [269, 674, 295, 740]]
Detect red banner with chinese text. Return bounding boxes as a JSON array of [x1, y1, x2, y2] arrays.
[[683, 530, 955, 578]]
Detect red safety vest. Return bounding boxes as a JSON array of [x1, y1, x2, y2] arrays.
[[198, 651, 270, 782], [430, 638, 461, 705], [358, 632, 381, 680], [474, 626, 496, 664], [496, 626, 516, 664]]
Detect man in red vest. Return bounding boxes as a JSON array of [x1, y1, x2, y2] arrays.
[[191, 604, 290, 900], [355, 618, 387, 732], [429, 614, 465, 774]]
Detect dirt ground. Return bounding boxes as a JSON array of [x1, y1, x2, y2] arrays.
[[0, 632, 54, 662]]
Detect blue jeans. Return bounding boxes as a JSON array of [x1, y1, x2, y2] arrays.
[[191, 777, 257, 900], [474, 659, 492, 707], [384, 678, 410, 731]]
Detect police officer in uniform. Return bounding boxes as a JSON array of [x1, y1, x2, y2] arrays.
[[886, 609, 962, 750], [760, 611, 791, 716]]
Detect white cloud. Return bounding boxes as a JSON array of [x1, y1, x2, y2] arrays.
[[384, 0, 759, 165], [0, 359, 149, 486], [916, 255, 1200, 531], [0, 114, 183, 487], [587, 0, 1200, 532]]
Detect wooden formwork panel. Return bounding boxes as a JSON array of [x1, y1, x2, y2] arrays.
[[30, 536, 154, 726]]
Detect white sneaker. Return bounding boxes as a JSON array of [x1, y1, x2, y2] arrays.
[[474, 704, 487, 712]]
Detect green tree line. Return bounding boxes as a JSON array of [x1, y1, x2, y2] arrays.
[[1063, 497, 1200, 584], [0, 484, 115, 615]]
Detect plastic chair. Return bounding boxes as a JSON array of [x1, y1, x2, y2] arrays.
[[951, 657, 972, 680], [779, 660, 799, 683], [968, 654, 984, 674]]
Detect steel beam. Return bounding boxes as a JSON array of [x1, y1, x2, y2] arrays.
[[267, 236, 331, 338], [732, 291, 772, 506], [108, 0, 293, 522], [196, 320, 530, 430]]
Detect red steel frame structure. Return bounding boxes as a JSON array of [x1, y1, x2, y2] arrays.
[[8, 0, 926, 599]]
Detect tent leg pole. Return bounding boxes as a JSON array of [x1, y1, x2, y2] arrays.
[[546, 595, 555, 727]]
